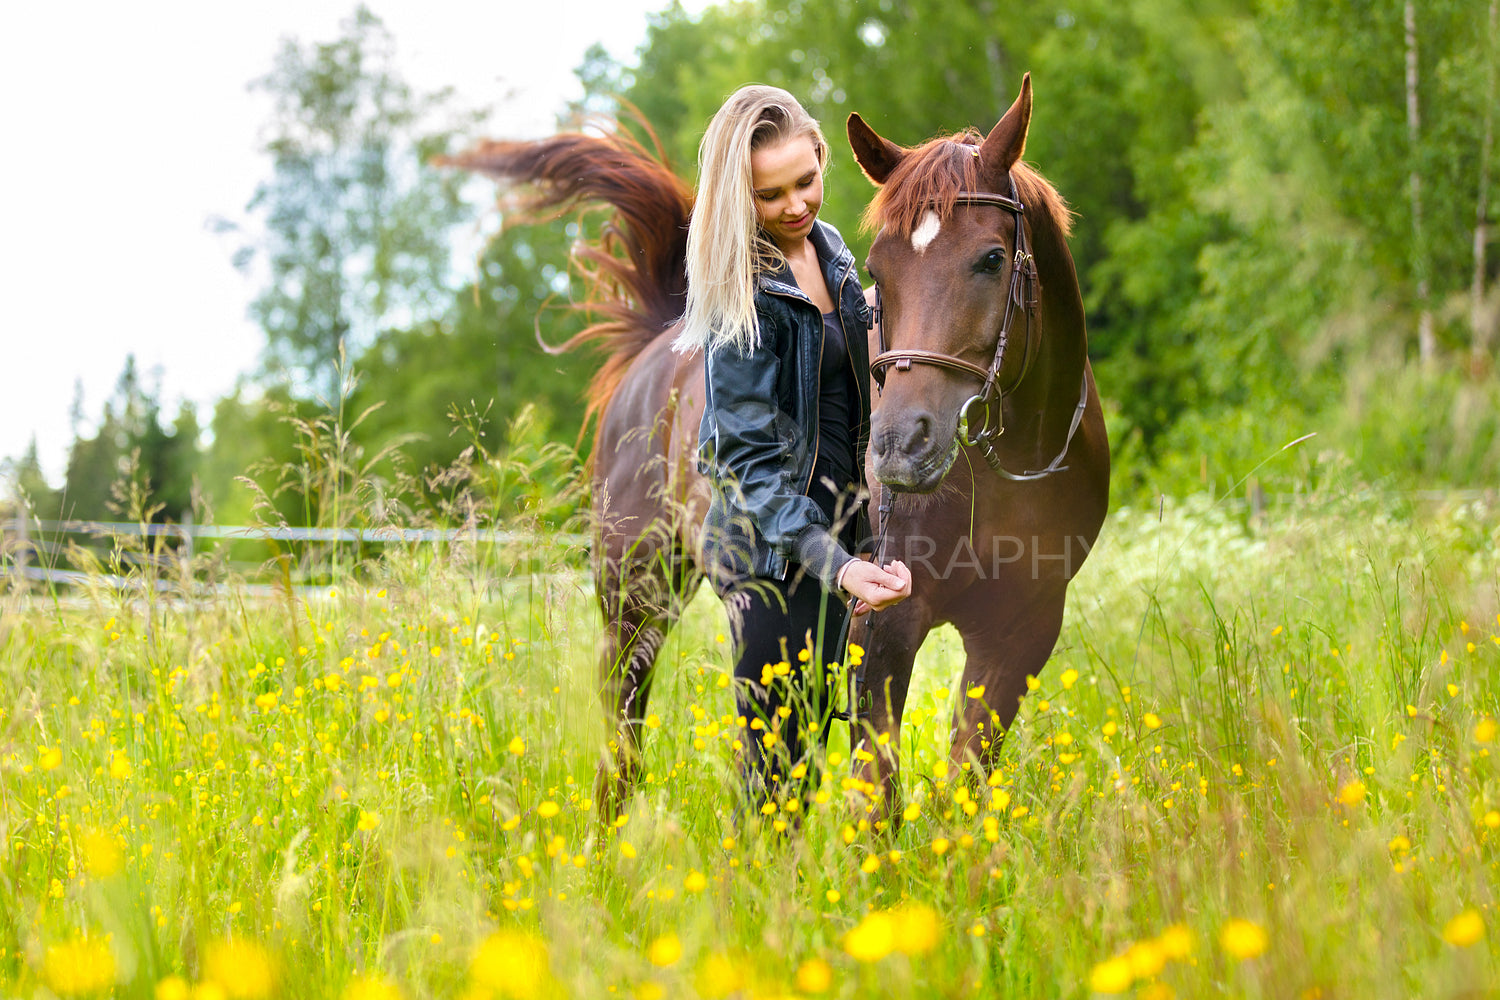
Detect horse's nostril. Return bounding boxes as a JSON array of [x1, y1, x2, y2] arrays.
[[914, 415, 930, 448]]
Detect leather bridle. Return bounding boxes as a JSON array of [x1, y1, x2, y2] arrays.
[[867, 175, 1086, 482]]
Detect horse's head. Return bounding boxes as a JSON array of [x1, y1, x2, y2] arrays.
[[849, 75, 1075, 493]]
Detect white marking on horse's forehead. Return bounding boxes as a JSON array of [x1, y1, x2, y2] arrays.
[[911, 210, 941, 253]]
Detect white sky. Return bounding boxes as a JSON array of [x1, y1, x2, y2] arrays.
[[0, 0, 706, 483]]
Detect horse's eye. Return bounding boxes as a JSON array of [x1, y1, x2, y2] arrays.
[[978, 249, 1006, 274]]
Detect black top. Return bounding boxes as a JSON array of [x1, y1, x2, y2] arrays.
[[809, 308, 858, 541]]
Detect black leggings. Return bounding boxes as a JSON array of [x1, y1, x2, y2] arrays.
[[726, 570, 849, 801]]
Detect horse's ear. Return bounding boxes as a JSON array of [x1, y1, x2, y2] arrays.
[[847, 112, 905, 185], [979, 72, 1032, 180]]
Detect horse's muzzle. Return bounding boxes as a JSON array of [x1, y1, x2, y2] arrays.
[[870, 410, 959, 492]]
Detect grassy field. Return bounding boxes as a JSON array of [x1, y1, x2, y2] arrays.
[[2, 484, 1497, 999]]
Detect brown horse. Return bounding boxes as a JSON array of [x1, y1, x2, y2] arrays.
[[844, 75, 1109, 815], [445, 74, 1107, 819]]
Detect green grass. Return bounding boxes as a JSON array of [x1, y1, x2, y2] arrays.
[[1, 488, 1497, 999]]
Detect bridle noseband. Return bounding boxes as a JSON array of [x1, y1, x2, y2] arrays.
[[868, 175, 1085, 482]]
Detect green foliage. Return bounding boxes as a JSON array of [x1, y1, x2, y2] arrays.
[[346, 217, 590, 494], [599, 0, 1500, 485]]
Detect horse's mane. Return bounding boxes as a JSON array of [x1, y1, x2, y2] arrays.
[[439, 123, 692, 436], [861, 130, 1074, 242]]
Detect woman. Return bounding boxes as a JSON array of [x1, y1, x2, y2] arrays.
[[673, 85, 913, 800]]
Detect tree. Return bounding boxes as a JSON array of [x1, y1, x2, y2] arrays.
[[56, 357, 200, 523], [233, 6, 481, 396], [0, 440, 61, 523], [346, 218, 587, 488]]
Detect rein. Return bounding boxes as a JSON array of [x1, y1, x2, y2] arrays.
[[869, 177, 1085, 482]]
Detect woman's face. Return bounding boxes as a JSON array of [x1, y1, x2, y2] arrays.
[[750, 135, 823, 252]]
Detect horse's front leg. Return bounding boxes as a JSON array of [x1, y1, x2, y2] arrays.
[[848, 596, 931, 830], [950, 584, 1066, 778]]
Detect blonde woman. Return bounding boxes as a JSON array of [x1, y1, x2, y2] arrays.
[[677, 85, 912, 799]]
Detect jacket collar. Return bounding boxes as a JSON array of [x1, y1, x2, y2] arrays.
[[756, 219, 857, 303]]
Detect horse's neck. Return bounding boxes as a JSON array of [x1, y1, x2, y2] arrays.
[[1001, 263, 1088, 468]]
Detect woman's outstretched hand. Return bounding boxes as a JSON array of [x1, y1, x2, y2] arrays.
[[840, 558, 913, 616]]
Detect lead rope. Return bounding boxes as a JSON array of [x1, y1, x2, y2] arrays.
[[833, 485, 892, 729]]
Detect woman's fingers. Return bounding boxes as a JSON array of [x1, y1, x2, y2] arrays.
[[842, 559, 911, 613]]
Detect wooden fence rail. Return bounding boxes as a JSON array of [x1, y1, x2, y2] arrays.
[[2, 516, 588, 592]]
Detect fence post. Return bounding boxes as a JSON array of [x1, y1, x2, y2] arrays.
[[180, 510, 195, 567], [13, 513, 30, 581]]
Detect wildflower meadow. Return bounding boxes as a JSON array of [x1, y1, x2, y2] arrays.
[[2, 475, 1498, 998]]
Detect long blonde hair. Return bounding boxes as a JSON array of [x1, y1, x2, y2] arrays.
[[673, 85, 828, 355]]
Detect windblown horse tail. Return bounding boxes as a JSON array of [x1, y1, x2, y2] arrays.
[[446, 129, 707, 820], [440, 130, 693, 433]]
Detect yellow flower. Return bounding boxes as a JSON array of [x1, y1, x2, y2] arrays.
[[1125, 940, 1166, 979], [43, 936, 117, 996], [1060, 668, 1079, 689], [155, 975, 191, 1000], [892, 904, 941, 955], [203, 938, 278, 999], [695, 953, 745, 998], [342, 974, 404, 1000], [537, 801, 560, 819], [647, 933, 682, 968], [684, 870, 708, 893], [1219, 918, 1268, 960], [81, 828, 124, 878], [619, 841, 637, 859], [471, 930, 551, 998], [844, 911, 896, 962], [1475, 717, 1498, 744], [1336, 780, 1367, 806], [109, 751, 133, 780], [508, 737, 526, 756], [1143, 713, 1163, 730], [357, 811, 380, 832], [795, 957, 833, 993], [846, 643, 864, 666], [39, 746, 62, 771], [1088, 955, 1133, 994], [1442, 909, 1484, 948], [1156, 923, 1193, 960]]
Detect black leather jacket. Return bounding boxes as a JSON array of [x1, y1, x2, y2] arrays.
[[697, 219, 873, 590]]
